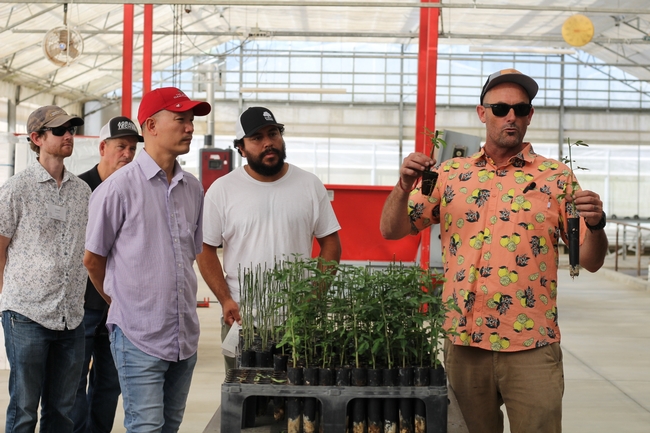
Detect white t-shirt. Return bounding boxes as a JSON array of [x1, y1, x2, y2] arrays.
[[203, 164, 341, 303]]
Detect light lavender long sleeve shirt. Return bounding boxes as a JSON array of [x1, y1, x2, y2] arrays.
[[85, 150, 203, 361]]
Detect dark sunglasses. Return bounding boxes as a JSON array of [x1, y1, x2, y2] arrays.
[[41, 126, 77, 136], [483, 103, 532, 117]]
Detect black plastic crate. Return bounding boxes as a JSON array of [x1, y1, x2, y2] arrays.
[[221, 370, 447, 433]]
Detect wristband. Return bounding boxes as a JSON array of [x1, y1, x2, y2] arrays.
[[398, 178, 412, 193], [585, 211, 606, 231]]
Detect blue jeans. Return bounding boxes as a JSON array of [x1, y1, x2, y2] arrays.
[[2, 310, 85, 433], [71, 308, 121, 433], [109, 326, 197, 433]]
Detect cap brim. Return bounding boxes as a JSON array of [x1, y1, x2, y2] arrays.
[[45, 115, 84, 128], [106, 132, 144, 142], [243, 122, 285, 139], [165, 100, 212, 116], [482, 74, 538, 103]]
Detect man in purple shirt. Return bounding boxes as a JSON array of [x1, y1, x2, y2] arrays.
[[84, 88, 210, 433]]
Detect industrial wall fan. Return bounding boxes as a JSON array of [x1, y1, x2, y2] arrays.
[[42, 4, 83, 67]]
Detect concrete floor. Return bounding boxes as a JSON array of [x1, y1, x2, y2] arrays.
[[0, 253, 649, 432]]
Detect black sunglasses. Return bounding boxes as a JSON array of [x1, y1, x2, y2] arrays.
[[41, 126, 77, 136], [483, 103, 532, 117]]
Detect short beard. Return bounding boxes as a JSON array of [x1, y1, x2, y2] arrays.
[[247, 143, 287, 177]]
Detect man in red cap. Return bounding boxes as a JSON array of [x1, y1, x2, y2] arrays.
[[84, 88, 210, 432], [0, 105, 90, 432]]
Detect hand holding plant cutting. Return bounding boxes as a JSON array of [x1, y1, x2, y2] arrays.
[[557, 138, 606, 277]]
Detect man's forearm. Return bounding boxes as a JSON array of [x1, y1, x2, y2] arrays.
[[380, 185, 413, 240], [579, 227, 608, 273], [84, 251, 111, 304], [196, 244, 232, 305]]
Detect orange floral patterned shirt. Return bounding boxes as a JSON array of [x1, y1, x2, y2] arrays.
[[409, 143, 587, 352]]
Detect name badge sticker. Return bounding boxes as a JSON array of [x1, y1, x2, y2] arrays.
[[47, 203, 67, 221]]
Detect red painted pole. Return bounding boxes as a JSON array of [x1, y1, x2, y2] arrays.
[[122, 4, 134, 118], [143, 4, 153, 95], [415, 0, 440, 269]]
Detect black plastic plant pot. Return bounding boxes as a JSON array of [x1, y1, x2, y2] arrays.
[[286, 397, 302, 433], [256, 349, 273, 368], [240, 349, 255, 368], [414, 399, 426, 433], [367, 369, 382, 431], [382, 368, 398, 387], [398, 366, 414, 387], [318, 367, 334, 386], [399, 398, 415, 433], [335, 366, 351, 387], [568, 216, 580, 277], [287, 366, 304, 386], [383, 398, 398, 433], [367, 398, 382, 433], [429, 365, 445, 387], [382, 368, 399, 433], [303, 397, 318, 433], [367, 368, 381, 387], [273, 396, 286, 423], [274, 353, 289, 372], [413, 367, 430, 387], [351, 399, 367, 433], [303, 366, 319, 386], [351, 367, 367, 387], [420, 170, 439, 196]]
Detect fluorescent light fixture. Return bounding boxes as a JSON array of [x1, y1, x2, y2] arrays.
[[469, 46, 577, 55], [239, 87, 347, 94]]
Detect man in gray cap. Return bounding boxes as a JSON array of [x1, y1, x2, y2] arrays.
[[71, 116, 142, 433], [0, 105, 90, 432], [381, 69, 608, 433]]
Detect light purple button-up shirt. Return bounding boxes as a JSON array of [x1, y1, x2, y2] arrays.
[[85, 150, 203, 362]]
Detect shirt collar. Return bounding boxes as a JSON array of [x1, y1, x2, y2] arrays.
[[137, 149, 186, 184], [32, 160, 72, 184], [476, 142, 537, 166]]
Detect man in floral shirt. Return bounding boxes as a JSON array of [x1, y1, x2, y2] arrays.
[[381, 69, 608, 433]]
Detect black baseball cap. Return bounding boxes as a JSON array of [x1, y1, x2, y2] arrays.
[[235, 107, 284, 140], [99, 116, 144, 142], [480, 69, 539, 105]]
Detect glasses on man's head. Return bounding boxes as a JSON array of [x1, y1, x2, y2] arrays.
[[40, 126, 77, 137], [483, 103, 532, 117]]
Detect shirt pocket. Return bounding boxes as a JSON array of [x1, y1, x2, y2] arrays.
[[178, 219, 198, 260], [506, 190, 553, 234]]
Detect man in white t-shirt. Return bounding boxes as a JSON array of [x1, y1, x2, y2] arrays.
[[196, 107, 342, 371]]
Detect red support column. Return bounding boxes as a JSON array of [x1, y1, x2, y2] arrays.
[[415, 0, 440, 269], [122, 4, 134, 118], [143, 4, 153, 95]]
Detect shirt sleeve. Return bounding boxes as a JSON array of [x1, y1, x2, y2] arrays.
[[85, 180, 124, 256], [0, 181, 18, 239], [201, 184, 224, 247]]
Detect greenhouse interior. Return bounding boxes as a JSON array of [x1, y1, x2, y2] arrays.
[[0, 1, 649, 433]]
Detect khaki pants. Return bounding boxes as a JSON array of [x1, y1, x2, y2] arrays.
[[444, 340, 564, 433]]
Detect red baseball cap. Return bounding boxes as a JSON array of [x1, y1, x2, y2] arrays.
[[137, 87, 211, 125]]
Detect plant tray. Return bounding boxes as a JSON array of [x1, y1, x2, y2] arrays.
[[221, 369, 447, 433]]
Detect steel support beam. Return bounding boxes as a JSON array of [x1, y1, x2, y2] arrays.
[[415, 0, 439, 269]]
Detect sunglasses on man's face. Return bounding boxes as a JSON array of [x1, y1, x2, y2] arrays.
[[483, 103, 532, 117], [41, 126, 77, 137]]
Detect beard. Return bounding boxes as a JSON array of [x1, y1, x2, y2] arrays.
[[247, 142, 287, 177]]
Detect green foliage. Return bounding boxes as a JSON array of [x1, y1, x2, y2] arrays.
[[556, 138, 589, 215], [240, 258, 456, 370]]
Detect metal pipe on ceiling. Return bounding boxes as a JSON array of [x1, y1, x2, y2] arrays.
[[14, 1, 650, 16]]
